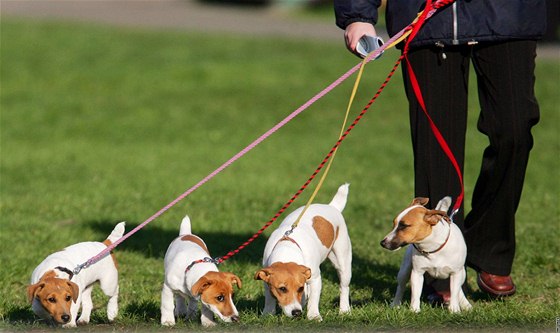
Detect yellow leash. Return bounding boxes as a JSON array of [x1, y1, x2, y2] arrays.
[[287, 24, 417, 232]]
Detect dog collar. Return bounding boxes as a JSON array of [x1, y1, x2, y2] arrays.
[[55, 266, 74, 280], [185, 257, 217, 272], [413, 221, 451, 256], [278, 236, 302, 250]]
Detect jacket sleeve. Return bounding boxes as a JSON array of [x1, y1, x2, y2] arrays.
[[334, 0, 383, 30]]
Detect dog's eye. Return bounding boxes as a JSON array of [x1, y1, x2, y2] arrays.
[[216, 295, 225, 302], [297, 287, 304, 293], [48, 297, 56, 303], [65, 295, 72, 302], [278, 286, 288, 293], [397, 222, 409, 230]]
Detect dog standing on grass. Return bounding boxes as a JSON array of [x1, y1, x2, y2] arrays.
[[160, 215, 242, 327], [255, 183, 352, 321], [381, 196, 472, 313], [27, 222, 125, 327]]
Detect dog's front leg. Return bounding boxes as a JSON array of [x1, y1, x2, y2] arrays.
[[409, 269, 424, 313], [449, 268, 471, 313], [392, 249, 412, 308], [62, 292, 82, 328], [262, 283, 277, 315], [160, 284, 176, 326], [200, 305, 216, 327], [306, 277, 322, 321]]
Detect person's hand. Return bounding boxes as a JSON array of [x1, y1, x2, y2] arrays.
[[344, 22, 377, 57]]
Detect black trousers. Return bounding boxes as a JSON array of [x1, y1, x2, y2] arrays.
[[402, 40, 540, 276]]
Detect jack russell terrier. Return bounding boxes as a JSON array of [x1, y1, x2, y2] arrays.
[[381, 196, 472, 313], [255, 183, 352, 321], [27, 221, 125, 327], [160, 215, 241, 327]]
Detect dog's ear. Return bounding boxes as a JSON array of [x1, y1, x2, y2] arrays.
[[254, 269, 271, 282], [67, 281, 80, 302], [225, 272, 242, 289], [411, 197, 429, 207], [298, 265, 312, 281], [424, 209, 449, 225], [192, 276, 212, 297], [27, 282, 45, 303]]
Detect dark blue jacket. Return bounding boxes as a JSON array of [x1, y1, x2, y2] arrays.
[[334, 0, 547, 48]]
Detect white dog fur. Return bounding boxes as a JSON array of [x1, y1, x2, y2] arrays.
[[256, 183, 352, 320], [161, 215, 241, 327], [381, 196, 472, 313], [27, 222, 125, 327]]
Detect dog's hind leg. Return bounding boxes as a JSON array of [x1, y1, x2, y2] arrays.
[[99, 273, 119, 322], [160, 284, 176, 326], [76, 285, 94, 325], [328, 234, 352, 314]]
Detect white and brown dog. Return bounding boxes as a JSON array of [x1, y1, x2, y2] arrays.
[[381, 196, 472, 313], [255, 183, 352, 321], [27, 222, 125, 327], [160, 215, 242, 327]]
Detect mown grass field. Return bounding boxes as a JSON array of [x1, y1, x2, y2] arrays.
[[1, 17, 558, 332]]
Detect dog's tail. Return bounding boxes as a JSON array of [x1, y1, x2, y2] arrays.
[[329, 183, 350, 212], [106, 221, 126, 243], [435, 196, 452, 213], [179, 215, 192, 236]]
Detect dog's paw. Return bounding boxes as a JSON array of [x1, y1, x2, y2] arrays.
[[62, 321, 77, 328], [76, 318, 90, 326], [307, 313, 323, 321], [448, 304, 461, 313], [461, 301, 473, 311], [201, 318, 217, 327], [339, 307, 351, 315], [161, 318, 176, 327]]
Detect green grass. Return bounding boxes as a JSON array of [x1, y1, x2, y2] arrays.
[[1, 18, 559, 332]]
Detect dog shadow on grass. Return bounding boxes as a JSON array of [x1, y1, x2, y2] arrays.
[[87, 219, 268, 263]]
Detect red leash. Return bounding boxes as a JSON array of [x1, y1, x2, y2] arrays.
[[402, 0, 464, 216], [215, 56, 406, 264]]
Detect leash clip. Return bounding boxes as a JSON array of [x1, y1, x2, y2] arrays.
[[284, 228, 294, 237], [72, 263, 86, 276], [449, 208, 460, 223]]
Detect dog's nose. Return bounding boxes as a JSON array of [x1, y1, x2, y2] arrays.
[[291, 309, 302, 317], [61, 314, 70, 323], [231, 315, 240, 323]]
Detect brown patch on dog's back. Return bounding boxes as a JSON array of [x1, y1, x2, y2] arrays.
[[181, 235, 210, 255], [103, 239, 118, 268], [312, 216, 336, 249]]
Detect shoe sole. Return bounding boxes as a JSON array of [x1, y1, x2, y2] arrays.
[[477, 276, 516, 297]]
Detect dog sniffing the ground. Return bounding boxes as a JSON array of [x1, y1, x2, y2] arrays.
[[381, 196, 472, 313], [161, 215, 241, 327], [27, 222, 125, 327], [255, 183, 352, 320]]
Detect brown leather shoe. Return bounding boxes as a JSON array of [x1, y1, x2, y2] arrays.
[[477, 271, 516, 297]]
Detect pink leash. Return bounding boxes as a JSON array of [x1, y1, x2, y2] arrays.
[[73, 1, 451, 275]]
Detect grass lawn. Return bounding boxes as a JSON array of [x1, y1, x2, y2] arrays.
[[1, 18, 558, 332]]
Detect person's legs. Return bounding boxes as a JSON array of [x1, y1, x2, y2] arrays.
[[402, 46, 470, 225], [465, 41, 540, 277], [402, 46, 470, 303]]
